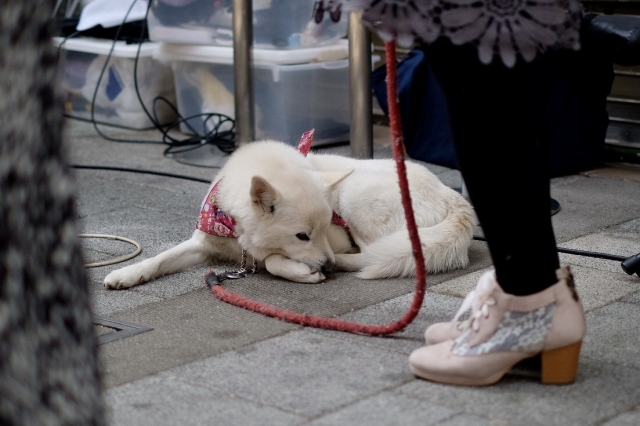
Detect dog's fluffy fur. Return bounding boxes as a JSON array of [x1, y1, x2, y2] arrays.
[[103, 140, 474, 288]]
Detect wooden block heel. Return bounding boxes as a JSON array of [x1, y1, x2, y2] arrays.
[[541, 341, 582, 384]]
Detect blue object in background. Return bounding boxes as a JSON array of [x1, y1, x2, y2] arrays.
[[106, 66, 124, 101], [372, 48, 458, 170]]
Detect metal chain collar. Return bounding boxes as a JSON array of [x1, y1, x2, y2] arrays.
[[218, 250, 258, 281]]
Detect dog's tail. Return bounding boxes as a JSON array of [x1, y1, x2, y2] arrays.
[[356, 197, 475, 279]]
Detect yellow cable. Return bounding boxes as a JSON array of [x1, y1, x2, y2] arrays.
[[79, 233, 142, 268]]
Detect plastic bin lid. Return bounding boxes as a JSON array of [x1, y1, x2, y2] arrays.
[[52, 36, 160, 58], [155, 40, 350, 66]]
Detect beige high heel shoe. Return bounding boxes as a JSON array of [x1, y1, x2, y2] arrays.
[[410, 267, 585, 386]]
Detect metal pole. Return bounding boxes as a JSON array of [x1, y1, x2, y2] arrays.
[[348, 11, 373, 159], [232, 0, 255, 145]]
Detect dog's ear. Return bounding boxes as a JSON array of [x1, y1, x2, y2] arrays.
[[250, 176, 278, 214], [318, 169, 354, 189]]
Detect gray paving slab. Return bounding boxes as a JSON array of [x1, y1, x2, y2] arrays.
[[98, 287, 301, 388], [79, 208, 194, 250], [105, 375, 306, 426], [307, 291, 465, 355], [397, 356, 640, 426], [429, 264, 640, 312], [602, 408, 640, 426], [90, 283, 164, 316], [582, 302, 640, 369], [64, 124, 216, 181], [568, 267, 639, 311], [103, 290, 640, 426], [549, 175, 640, 242], [557, 218, 640, 275], [433, 413, 511, 426], [158, 330, 413, 419], [306, 392, 461, 426], [74, 171, 205, 221], [87, 265, 209, 316], [621, 290, 640, 303], [72, 174, 207, 225]]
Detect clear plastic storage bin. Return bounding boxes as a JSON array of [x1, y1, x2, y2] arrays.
[[156, 42, 358, 146], [147, 0, 347, 49], [54, 37, 177, 129]]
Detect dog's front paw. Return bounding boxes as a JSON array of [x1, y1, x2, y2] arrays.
[[263, 254, 327, 283], [103, 267, 147, 290], [274, 263, 326, 283], [298, 267, 326, 284]]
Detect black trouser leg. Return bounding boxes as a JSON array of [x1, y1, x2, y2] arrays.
[[424, 40, 561, 295]]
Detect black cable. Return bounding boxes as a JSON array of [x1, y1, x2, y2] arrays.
[[108, 1, 237, 154], [71, 164, 212, 184], [58, 1, 238, 156], [473, 235, 627, 262]]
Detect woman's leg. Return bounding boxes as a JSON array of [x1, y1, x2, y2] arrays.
[[424, 40, 561, 296]]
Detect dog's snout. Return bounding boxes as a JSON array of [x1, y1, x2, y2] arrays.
[[322, 259, 336, 274]]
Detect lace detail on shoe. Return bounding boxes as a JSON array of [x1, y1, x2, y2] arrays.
[[452, 303, 556, 355]]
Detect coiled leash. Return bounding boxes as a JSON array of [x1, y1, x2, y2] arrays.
[[206, 41, 428, 336]]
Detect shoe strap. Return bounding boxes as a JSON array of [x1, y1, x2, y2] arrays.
[[452, 270, 499, 323]]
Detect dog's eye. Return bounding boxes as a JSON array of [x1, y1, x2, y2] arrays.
[[296, 232, 310, 241]]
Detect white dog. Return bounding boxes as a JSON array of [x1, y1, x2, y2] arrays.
[[103, 139, 474, 289]]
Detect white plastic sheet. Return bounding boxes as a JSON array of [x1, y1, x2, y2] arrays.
[[76, 0, 149, 31]]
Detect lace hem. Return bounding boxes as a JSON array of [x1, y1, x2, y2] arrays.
[[320, 0, 582, 67]]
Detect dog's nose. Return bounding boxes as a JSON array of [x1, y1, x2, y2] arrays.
[[322, 259, 336, 274]]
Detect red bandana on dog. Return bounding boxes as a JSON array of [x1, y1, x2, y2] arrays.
[[297, 128, 314, 156], [196, 129, 348, 237], [196, 180, 237, 237]]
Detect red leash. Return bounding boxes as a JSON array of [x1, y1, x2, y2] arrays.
[[209, 42, 427, 336]]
